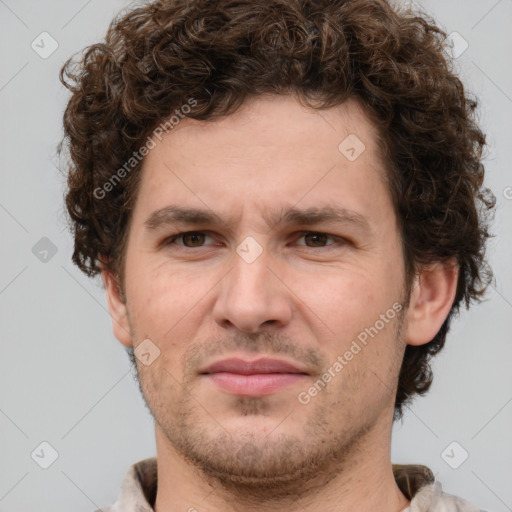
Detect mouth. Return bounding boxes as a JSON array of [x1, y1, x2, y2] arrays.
[[199, 357, 309, 397]]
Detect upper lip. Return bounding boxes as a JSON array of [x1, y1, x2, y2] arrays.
[[200, 357, 308, 375]]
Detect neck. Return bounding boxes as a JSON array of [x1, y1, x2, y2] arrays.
[[153, 418, 410, 512]]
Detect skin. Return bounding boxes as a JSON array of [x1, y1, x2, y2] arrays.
[[103, 95, 458, 512]]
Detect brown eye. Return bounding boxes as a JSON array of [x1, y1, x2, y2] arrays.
[[303, 232, 330, 247], [180, 232, 207, 247], [293, 231, 349, 252]]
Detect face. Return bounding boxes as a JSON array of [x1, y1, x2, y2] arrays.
[[108, 95, 412, 493]]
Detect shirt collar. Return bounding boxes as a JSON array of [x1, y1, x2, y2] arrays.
[[110, 458, 436, 511]]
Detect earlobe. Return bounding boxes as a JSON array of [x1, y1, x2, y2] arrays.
[[100, 265, 133, 348], [405, 260, 459, 346]]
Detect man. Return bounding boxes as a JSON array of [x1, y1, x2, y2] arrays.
[[60, 0, 495, 510]]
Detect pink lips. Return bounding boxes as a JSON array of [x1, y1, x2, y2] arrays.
[[200, 357, 308, 397]]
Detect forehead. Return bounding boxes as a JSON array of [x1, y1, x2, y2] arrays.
[[131, 95, 392, 231], [156, 95, 382, 160]]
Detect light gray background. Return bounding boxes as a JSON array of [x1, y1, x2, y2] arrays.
[[0, 1, 511, 511]]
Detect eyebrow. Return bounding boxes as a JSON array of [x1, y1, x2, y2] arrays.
[[144, 205, 371, 234]]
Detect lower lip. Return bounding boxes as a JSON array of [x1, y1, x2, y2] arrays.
[[205, 372, 306, 397]]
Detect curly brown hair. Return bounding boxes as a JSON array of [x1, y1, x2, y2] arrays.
[[59, 0, 495, 421]]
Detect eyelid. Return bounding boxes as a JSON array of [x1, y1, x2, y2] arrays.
[[293, 231, 340, 247], [162, 230, 216, 248]]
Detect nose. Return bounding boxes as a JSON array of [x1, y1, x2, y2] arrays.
[[212, 249, 293, 334]]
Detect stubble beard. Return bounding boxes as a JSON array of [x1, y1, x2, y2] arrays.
[[158, 392, 375, 504], [127, 310, 407, 504], [130, 369, 387, 504]]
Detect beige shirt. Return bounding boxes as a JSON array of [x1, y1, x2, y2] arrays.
[[96, 458, 486, 512]]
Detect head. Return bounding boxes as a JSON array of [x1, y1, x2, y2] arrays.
[[60, 0, 495, 494]]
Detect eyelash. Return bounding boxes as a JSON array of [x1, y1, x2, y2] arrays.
[[162, 231, 346, 251]]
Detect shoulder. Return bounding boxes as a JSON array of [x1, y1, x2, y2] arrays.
[[410, 481, 489, 512]]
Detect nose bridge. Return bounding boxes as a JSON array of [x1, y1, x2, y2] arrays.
[[231, 247, 271, 297], [213, 243, 292, 332]]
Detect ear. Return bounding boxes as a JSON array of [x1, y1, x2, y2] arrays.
[[101, 264, 133, 348], [405, 259, 459, 346]]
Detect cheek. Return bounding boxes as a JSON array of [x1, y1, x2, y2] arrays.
[[125, 262, 213, 370], [126, 257, 194, 328], [296, 269, 378, 332], [295, 265, 403, 366]]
